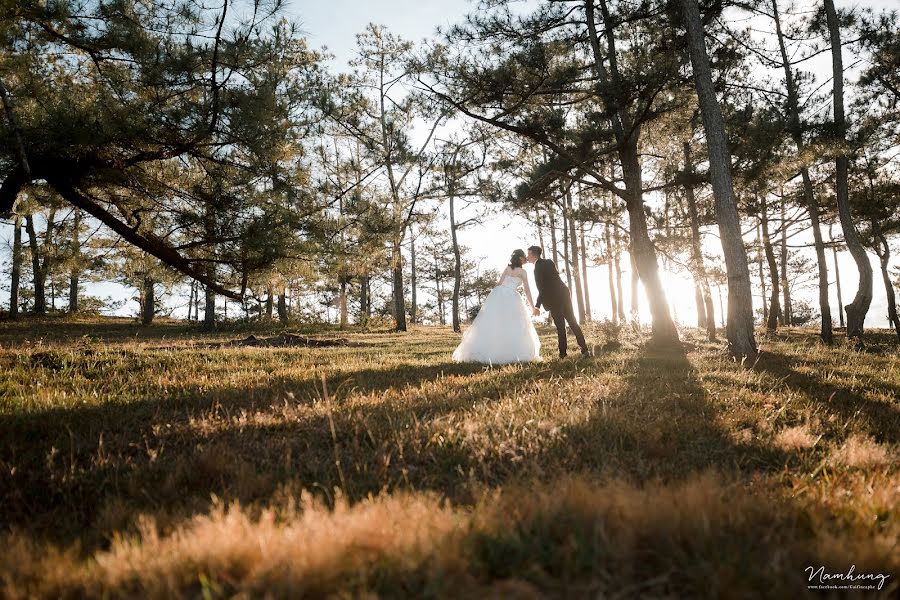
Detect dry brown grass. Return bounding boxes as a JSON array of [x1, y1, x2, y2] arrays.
[[774, 424, 819, 451], [831, 434, 893, 468], [0, 317, 897, 598]]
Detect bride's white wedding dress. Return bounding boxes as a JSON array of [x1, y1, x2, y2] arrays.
[[452, 267, 541, 364]]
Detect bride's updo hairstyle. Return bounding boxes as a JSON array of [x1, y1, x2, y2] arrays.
[[510, 249, 526, 269]]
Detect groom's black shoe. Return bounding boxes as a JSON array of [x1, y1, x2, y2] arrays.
[[580, 349, 592, 359]]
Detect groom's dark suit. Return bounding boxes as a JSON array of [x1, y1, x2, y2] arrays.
[[533, 258, 589, 357]]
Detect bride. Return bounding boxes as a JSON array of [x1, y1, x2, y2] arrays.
[[452, 249, 541, 364]]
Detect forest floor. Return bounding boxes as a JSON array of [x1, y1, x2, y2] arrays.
[[0, 316, 897, 598]]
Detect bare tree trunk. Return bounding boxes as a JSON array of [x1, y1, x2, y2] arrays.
[[565, 185, 586, 323], [359, 275, 370, 326], [392, 240, 407, 331], [684, 145, 706, 333], [24, 214, 46, 314], [682, 142, 715, 339], [830, 228, 845, 328], [187, 281, 195, 321], [68, 210, 81, 313], [872, 224, 900, 341], [772, 0, 832, 343], [266, 286, 274, 321], [681, 0, 756, 354], [450, 194, 462, 333], [537, 209, 546, 254], [614, 228, 626, 324], [204, 283, 215, 328], [760, 196, 781, 333], [434, 246, 446, 326], [338, 277, 348, 329], [605, 218, 618, 325], [409, 231, 417, 325], [549, 206, 560, 266], [757, 221, 768, 324], [824, 0, 872, 341], [9, 215, 21, 318], [780, 195, 793, 326], [580, 223, 592, 322], [561, 200, 573, 290], [277, 291, 288, 324], [142, 275, 155, 325], [585, 0, 678, 342], [630, 252, 639, 324]]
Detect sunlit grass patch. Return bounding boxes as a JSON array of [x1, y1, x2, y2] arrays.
[[0, 318, 897, 597]]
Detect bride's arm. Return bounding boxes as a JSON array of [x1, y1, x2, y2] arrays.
[[521, 271, 535, 309]]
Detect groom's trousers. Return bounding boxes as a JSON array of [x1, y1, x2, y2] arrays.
[[548, 295, 588, 357]]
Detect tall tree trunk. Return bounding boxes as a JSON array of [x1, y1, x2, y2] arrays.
[[277, 291, 288, 324], [622, 142, 677, 340], [391, 240, 407, 331], [630, 251, 640, 324], [830, 229, 845, 328], [9, 215, 21, 318], [561, 199, 573, 290], [266, 286, 274, 320], [681, 0, 757, 354], [682, 142, 715, 339], [338, 277, 348, 329], [756, 221, 768, 324], [449, 193, 462, 333], [605, 218, 618, 325], [760, 195, 781, 333], [872, 224, 900, 341], [187, 281, 195, 321], [824, 0, 872, 341], [359, 275, 370, 326], [434, 246, 446, 326], [614, 227, 626, 324], [565, 185, 586, 323], [537, 209, 546, 254], [549, 206, 560, 266], [580, 223, 592, 322], [68, 210, 80, 313], [585, 0, 678, 342], [780, 195, 793, 326], [204, 283, 215, 328], [141, 275, 154, 325], [772, 0, 832, 342], [409, 231, 417, 325], [24, 214, 46, 314], [683, 146, 707, 332]]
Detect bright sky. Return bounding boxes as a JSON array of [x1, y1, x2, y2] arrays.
[[1, 0, 896, 328]]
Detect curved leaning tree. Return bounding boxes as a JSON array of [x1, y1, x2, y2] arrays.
[[0, 0, 325, 299]]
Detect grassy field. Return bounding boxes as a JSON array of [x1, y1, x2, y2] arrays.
[[0, 316, 897, 598]]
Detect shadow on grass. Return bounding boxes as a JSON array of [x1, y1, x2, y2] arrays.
[[752, 351, 900, 444], [549, 342, 791, 481], [0, 356, 602, 548], [5, 337, 884, 561]]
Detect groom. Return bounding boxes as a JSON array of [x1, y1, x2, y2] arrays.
[[527, 246, 590, 358]]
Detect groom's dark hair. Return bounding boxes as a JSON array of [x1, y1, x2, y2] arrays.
[[527, 246, 543, 258]]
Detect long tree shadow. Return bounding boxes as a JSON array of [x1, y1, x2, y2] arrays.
[[0, 355, 607, 548], [546, 342, 792, 483], [752, 351, 900, 444]]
